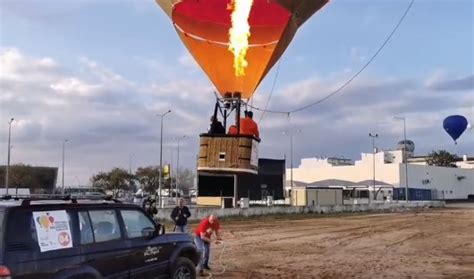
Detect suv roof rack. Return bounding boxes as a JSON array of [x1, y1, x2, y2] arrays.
[[0, 194, 122, 206]]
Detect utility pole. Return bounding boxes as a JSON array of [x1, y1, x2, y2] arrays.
[[129, 153, 134, 192], [176, 135, 186, 204], [156, 109, 171, 208], [5, 118, 14, 195], [283, 129, 302, 205], [394, 116, 409, 202], [61, 139, 69, 195], [369, 133, 379, 203]]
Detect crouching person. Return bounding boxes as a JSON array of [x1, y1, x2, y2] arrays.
[[194, 214, 222, 276]]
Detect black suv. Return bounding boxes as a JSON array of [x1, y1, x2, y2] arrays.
[[0, 196, 199, 279]]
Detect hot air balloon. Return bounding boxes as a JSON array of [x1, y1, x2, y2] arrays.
[[443, 115, 468, 144], [156, 0, 329, 100], [155, 1, 329, 207]]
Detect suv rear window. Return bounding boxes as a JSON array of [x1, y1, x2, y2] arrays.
[[89, 210, 121, 242]]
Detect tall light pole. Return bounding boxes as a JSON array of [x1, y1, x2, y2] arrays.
[[129, 153, 133, 175], [156, 109, 171, 208], [283, 129, 302, 205], [369, 133, 378, 203], [129, 153, 134, 192], [176, 135, 186, 204], [5, 118, 14, 195], [394, 116, 409, 202], [61, 139, 69, 195]]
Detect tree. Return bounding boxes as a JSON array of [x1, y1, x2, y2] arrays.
[[177, 168, 195, 193], [135, 166, 160, 194], [0, 164, 57, 193], [91, 168, 134, 197], [426, 150, 457, 168]]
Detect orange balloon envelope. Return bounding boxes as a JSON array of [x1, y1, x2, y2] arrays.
[[156, 0, 329, 99]]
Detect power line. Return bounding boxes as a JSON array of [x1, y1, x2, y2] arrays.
[[248, 0, 415, 115], [258, 60, 281, 125]]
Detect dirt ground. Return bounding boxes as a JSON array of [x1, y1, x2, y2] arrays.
[[201, 205, 474, 279]]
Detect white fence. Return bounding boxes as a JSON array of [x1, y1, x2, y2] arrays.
[[155, 200, 444, 221]]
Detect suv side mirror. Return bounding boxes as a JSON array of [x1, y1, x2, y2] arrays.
[[142, 227, 156, 238]]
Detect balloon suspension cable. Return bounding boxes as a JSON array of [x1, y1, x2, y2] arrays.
[[247, 0, 415, 115], [212, 93, 249, 132]]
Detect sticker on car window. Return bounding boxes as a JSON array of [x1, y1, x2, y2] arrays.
[[33, 210, 73, 252]]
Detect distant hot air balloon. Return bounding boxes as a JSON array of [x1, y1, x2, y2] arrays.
[[155, 0, 329, 100], [443, 115, 468, 144]]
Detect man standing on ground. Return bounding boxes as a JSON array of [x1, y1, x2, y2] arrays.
[[194, 214, 222, 276], [170, 198, 191, 233]]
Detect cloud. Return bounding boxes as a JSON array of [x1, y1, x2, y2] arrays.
[[427, 75, 474, 92], [1, 48, 472, 187], [0, 48, 60, 81], [350, 46, 368, 62], [0, 0, 88, 22], [179, 52, 199, 69], [255, 71, 473, 162], [0, 48, 213, 185]]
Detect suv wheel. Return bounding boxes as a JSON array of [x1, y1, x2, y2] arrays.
[[171, 257, 196, 279]]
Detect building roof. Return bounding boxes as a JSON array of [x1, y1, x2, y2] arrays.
[[309, 179, 357, 187], [285, 180, 309, 187], [356, 180, 393, 186]]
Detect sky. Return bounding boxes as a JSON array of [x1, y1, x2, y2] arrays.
[[0, 0, 473, 187]]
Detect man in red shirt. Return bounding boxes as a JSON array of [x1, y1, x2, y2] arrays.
[[239, 111, 260, 140], [194, 214, 222, 276]]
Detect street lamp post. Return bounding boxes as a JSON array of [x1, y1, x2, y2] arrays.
[[176, 135, 186, 204], [394, 116, 409, 202], [156, 109, 171, 208], [129, 153, 134, 191], [5, 118, 14, 195], [61, 139, 69, 195], [369, 133, 379, 203], [283, 129, 302, 205]]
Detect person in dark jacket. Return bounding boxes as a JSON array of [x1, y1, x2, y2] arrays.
[[170, 198, 191, 233], [143, 196, 158, 217], [208, 116, 225, 135]]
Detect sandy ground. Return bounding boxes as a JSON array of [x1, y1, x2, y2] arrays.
[[199, 206, 474, 279]]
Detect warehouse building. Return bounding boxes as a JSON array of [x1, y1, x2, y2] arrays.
[[286, 145, 474, 201]]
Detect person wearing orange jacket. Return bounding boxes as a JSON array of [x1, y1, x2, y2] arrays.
[[239, 111, 260, 140], [228, 125, 238, 135]]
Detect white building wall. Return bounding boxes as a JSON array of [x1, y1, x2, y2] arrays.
[[288, 152, 474, 200], [401, 164, 474, 199], [291, 160, 400, 186]]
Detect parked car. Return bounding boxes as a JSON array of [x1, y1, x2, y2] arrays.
[[0, 195, 199, 279]]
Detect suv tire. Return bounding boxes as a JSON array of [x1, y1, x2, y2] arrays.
[[171, 257, 196, 279]]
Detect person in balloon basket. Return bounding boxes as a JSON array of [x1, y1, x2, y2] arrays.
[[228, 111, 239, 135], [170, 198, 191, 233], [240, 110, 260, 140], [194, 214, 222, 276], [208, 115, 225, 135]]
